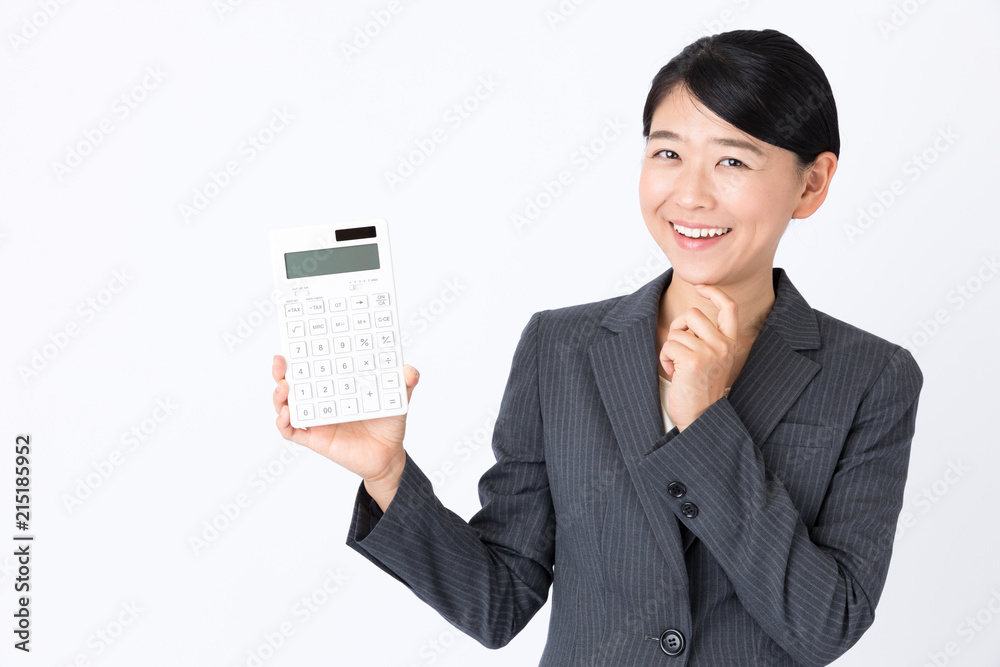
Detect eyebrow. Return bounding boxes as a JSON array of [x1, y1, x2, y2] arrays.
[[647, 130, 766, 158]]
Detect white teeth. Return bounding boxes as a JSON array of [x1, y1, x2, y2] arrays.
[[672, 223, 731, 239]]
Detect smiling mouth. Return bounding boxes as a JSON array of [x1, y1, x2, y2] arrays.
[[671, 222, 732, 239]]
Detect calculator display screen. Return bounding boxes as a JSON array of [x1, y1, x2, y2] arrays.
[[284, 243, 380, 279]]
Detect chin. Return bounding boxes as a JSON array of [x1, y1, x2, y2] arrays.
[[664, 259, 727, 287]]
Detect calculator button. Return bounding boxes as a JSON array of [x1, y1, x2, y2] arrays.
[[340, 398, 359, 416], [287, 321, 306, 338], [290, 363, 310, 379], [309, 319, 329, 336], [340, 378, 357, 394], [373, 292, 390, 307], [353, 313, 371, 330], [306, 301, 326, 315], [360, 376, 380, 413], [379, 352, 397, 369], [316, 380, 334, 397], [358, 354, 375, 372], [285, 303, 303, 317], [384, 393, 401, 410], [375, 310, 393, 327], [294, 383, 313, 400], [329, 297, 347, 312], [297, 403, 315, 421], [356, 334, 372, 350], [310, 339, 330, 356], [376, 331, 395, 348], [382, 371, 399, 389], [333, 336, 351, 353], [331, 315, 349, 333], [318, 401, 336, 418], [350, 295, 369, 309], [313, 360, 332, 377], [289, 341, 308, 359], [335, 357, 354, 374]]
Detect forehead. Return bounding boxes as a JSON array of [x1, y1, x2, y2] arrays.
[[649, 87, 770, 152]]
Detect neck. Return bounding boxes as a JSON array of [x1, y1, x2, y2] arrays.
[[660, 269, 775, 334], [658, 269, 777, 385]]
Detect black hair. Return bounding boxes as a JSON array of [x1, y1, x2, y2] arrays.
[[642, 29, 839, 171]]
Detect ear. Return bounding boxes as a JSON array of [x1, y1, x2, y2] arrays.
[[790, 151, 838, 219]]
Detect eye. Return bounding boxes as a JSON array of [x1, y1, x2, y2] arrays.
[[652, 149, 679, 160], [720, 158, 747, 168]]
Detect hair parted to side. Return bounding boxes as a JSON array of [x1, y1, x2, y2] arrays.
[[642, 29, 840, 172]]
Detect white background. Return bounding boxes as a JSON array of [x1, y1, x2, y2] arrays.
[[1, 1, 998, 665]]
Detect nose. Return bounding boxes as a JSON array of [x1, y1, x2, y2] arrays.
[[671, 164, 715, 210]]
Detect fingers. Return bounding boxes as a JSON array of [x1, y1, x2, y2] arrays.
[[403, 364, 420, 403], [273, 377, 289, 415], [274, 404, 298, 442], [272, 355, 286, 382], [693, 285, 739, 341], [667, 310, 727, 367]]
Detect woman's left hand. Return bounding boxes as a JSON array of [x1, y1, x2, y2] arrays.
[[659, 285, 739, 431]]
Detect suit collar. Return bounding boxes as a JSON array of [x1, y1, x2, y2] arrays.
[[599, 267, 820, 351], [589, 266, 822, 566]]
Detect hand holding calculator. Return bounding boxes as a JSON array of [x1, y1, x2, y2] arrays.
[[270, 219, 409, 428]]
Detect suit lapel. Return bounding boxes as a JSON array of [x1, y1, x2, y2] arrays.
[[727, 269, 821, 444], [588, 267, 821, 564], [589, 269, 687, 574]]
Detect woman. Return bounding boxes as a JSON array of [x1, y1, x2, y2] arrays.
[[271, 29, 922, 665]]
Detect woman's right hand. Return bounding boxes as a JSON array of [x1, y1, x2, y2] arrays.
[[271, 355, 420, 510]]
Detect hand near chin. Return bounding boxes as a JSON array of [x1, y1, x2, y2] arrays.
[[658, 285, 738, 431]]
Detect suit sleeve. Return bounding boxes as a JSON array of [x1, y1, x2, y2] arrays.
[[637, 346, 922, 666], [345, 312, 555, 649]]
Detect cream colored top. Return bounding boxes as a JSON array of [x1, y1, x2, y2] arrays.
[[658, 376, 732, 433]]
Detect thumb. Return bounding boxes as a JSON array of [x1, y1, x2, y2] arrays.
[[403, 364, 420, 403]]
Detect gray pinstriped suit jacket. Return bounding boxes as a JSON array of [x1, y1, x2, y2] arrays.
[[347, 267, 922, 665]]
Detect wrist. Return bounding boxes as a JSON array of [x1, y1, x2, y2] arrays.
[[363, 451, 407, 512]]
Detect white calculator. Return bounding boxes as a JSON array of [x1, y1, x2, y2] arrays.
[[270, 219, 407, 428]]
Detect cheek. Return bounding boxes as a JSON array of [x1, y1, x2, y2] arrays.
[[638, 166, 668, 214], [716, 176, 769, 218]]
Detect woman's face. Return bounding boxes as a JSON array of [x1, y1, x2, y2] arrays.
[[639, 86, 808, 290]]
